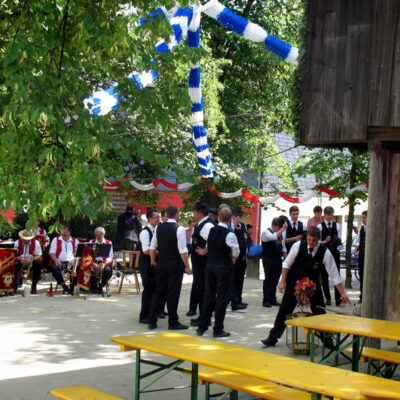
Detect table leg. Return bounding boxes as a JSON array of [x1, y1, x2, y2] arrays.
[[352, 335, 361, 371], [310, 329, 316, 363], [135, 349, 141, 400], [191, 362, 198, 400]]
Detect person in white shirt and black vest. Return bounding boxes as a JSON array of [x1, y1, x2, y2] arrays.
[[138, 209, 160, 324], [355, 210, 367, 303], [283, 206, 304, 254], [196, 206, 240, 338], [317, 206, 342, 306], [147, 206, 192, 330], [261, 217, 288, 308], [229, 206, 248, 311], [14, 230, 43, 294], [49, 225, 78, 295], [261, 226, 350, 348], [188, 202, 215, 327]]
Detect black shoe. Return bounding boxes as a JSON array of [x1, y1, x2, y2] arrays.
[[325, 300, 331, 306], [186, 310, 196, 317], [263, 302, 272, 308], [30, 286, 37, 295], [324, 337, 336, 350], [168, 322, 189, 330], [232, 303, 246, 311], [196, 328, 206, 336], [261, 336, 278, 347], [240, 302, 248, 307], [190, 318, 201, 327], [158, 312, 166, 319], [148, 323, 157, 330], [213, 331, 230, 338], [271, 301, 281, 306], [139, 318, 149, 325]]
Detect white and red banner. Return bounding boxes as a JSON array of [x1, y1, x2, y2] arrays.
[[0, 248, 17, 292]]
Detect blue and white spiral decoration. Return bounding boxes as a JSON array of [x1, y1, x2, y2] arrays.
[[83, 0, 298, 178]]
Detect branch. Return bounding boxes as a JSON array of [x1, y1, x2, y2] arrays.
[[58, 0, 70, 78]]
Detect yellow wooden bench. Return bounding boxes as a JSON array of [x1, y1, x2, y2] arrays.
[[344, 347, 400, 378], [361, 390, 400, 399], [50, 386, 122, 400], [196, 366, 321, 400]]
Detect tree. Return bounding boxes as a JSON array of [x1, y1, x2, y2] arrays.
[[294, 147, 370, 288]]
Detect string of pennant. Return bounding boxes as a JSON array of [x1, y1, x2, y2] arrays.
[[103, 178, 368, 204]]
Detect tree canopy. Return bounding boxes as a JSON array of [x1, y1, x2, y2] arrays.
[[0, 0, 302, 231]]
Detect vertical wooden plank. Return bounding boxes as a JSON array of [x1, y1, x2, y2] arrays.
[[384, 153, 400, 321], [389, 11, 400, 126]]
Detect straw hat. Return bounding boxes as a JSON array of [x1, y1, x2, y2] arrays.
[[18, 229, 35, 241]]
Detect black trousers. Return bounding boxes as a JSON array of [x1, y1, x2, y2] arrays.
[[189, 257, 207, 314], [262, 257, 282, 304], [231, 255, 247, 304], [148, 263, 184, 326], [269, 281, 326, 339], [15, 260, 42, 289], [139, 264, 157, 320], [199, 262, 232, 333], [358, 252, 365, 301], [50, 262, 70, 285]]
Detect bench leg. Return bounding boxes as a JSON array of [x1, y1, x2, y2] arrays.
[[229, 391, 238, 400], [135, 349, 141, 400], [351, 335, 361, 371], [191, 363, 198, 400]]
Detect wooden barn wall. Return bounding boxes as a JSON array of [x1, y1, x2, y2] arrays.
[[368, 1, 400, 129], [384, 152, 400, 321], [299, 0, 373, 144]]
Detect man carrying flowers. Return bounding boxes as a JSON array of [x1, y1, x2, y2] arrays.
[[261, 226, 350, 348]]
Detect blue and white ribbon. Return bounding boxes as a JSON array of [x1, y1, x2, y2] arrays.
[[82, 2, 298, 177], [202, 0, 298, 65]]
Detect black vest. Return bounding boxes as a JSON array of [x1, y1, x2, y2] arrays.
[[139, 226, 153, 268], [321, 221, 340, 252], [359, 226, 366, 254], [207, 225, 231, 265], [287, 241, 327, 284], [285, 221, 303, 253], [234, 222, 247, 256], [191, 218, 213, 261], [156, 222, 181, 269], [262, 228, 283, 260]]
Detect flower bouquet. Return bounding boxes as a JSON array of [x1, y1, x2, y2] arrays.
[[294, 277, 316, 311]]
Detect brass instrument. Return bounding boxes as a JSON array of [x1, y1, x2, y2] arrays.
[[22, 254, 34, 278]]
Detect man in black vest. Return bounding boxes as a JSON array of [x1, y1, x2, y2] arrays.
[[196, 206, 240, 338], [318, 206, 342, 306], [284, 205, 304, 254], [188, 202, 215, 326], [138, 209, 160, 324], [261, 217, 288, 307], [229, 206, 248, 310], [355, 210, 367, 303], [147, 206, 191, 330], [261, 226, 350, 347]]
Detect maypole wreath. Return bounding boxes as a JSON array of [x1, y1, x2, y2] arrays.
[[83, 1, 298, 178]]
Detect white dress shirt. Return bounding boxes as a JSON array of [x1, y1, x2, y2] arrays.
[[14, 240, 42, 257], [139, 224, 156, 253], [195, 216, 215, 241], [49, 236, 77, 262], [261, 228, 279, 242], [317, 221, 342, 239], [149, 219, 188, 254], [218, 223, 240, 258], [283, 241, 342, 286]]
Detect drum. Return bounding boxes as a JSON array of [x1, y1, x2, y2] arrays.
[[0, 248, 17, 292]]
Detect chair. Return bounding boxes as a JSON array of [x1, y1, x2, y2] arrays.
[[117, 250, 141, 294]]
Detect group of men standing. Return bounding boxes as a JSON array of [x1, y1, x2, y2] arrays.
[[137, 203, 248, 337]]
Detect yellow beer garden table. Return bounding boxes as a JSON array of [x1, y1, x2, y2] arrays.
[[111, 332, 400, 400], [285, 314, 400, 371]]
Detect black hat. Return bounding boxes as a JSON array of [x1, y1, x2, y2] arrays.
[[194, 202, 209, 214], [208, 207, 217, 215], [232, 206, 244, 216]]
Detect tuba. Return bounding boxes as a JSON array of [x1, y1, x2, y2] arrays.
[[22, 254, 34, 278]]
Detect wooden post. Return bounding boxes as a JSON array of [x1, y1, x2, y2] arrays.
[[361, 140, 389, 323]]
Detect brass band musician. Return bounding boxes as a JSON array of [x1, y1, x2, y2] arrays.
[[89, 227, 114, 296], [14, 230, 42, 294]]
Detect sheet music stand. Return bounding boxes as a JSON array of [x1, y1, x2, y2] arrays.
[[75, 243, 111, 258]]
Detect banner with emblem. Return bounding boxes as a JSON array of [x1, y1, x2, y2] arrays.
[[77, 245, 93, 291], [0, 248, 17, 292]]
